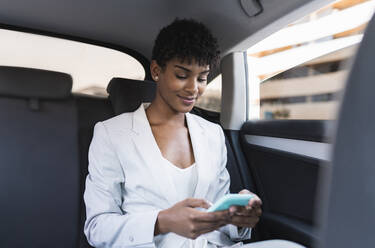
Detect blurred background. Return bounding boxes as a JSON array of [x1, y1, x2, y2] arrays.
[[196, 0, 375, 120], [1, 0, 374, 121]]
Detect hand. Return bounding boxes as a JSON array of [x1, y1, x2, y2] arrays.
[[155, 198, 231, 239], [228, 189, 262, 228]]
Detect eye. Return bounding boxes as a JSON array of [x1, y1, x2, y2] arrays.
[[176, 74, 187, 80], [198, 77, 207, 83]]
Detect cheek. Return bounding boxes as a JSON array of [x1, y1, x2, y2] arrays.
[[169, 81, 182, 92], [158, 78, 177, 94], [163, 76, 181, 92], [198, 85, 207, 97]]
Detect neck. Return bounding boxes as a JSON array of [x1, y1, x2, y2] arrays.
[[146, 94, 186, 127]]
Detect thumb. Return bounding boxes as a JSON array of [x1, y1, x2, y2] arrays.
[[239, 189, 251, 194], [183, 198, 211, 209]]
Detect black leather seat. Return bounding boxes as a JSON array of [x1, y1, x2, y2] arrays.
[[74, 94, 114, 248], [0, 66, 80, 248], [106, 77, 156, 114]]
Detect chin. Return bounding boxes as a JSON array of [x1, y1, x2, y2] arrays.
[[174, 103, 194, 113], [178, 107, 194, 113]]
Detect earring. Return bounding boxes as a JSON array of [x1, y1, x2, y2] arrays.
[[154, 76, 159, 81]]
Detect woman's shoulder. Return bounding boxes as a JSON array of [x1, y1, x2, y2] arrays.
[[99, 111, 134, 131], [99, 103, 149, 131], [91, 112, 135, 147], [187, 112, 223, 136]]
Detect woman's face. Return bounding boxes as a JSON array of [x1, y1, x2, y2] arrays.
[[151, 58, 210, 113]]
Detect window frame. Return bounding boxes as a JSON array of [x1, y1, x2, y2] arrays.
[[0, 23, 152, 80]]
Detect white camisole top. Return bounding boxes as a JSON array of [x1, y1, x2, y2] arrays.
[[161, 157, 198, 201]]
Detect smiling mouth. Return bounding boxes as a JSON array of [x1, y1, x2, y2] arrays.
[[178, 95, 196, 105]]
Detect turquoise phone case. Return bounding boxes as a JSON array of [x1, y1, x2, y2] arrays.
[[207, 194, 254, 212]]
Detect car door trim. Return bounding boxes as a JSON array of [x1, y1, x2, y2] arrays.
[[244, 134, 331, 161]]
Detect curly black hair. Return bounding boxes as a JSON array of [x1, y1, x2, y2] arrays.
[[151, 19, 220, 70]]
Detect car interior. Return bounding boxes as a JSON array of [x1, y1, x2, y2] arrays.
[[0, 0, 374, 248]]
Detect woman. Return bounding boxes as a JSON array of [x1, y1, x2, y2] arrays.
[[84, 19, 276, 248]]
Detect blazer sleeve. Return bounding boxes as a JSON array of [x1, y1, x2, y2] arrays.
[[84, 122, 159, 248], [214, 125, 252, 241]]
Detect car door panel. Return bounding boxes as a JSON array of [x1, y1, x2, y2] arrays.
[[238, 120, 333, 246]]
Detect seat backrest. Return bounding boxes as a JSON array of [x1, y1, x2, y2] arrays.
[[107, 77, 156, 114], [74, 94, 115, 248], [318, 14, 375, 248], [0, 66, 80, 248]]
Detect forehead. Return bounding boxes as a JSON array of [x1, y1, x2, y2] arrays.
[[166, 58, 210, 72]]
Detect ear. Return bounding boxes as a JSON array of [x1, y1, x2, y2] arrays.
[[150, 60, 161, 82]]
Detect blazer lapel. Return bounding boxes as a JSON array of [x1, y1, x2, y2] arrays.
[[186, 113, 214, 200], [130, 104, 179, 207]]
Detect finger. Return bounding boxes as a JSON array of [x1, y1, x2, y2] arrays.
[[194, 210, 231, 223], [195, 221, 228, 235], [229, 206, 238, 215], [198, 223, 227, 235], [255, 207, 262, 217], [230, 215, 260, 228], [229, 206, 255, 216], [232, 215, 259, 224], [238, 190, 262, 207], [248, 195, 262, 208], [229, 206, 248, 215], [190, 216, 228, 236], [238, 190, 263, 209], [238, 189, 251, 195], [231, 206, 262, 217], [184, 198, 211, 209]]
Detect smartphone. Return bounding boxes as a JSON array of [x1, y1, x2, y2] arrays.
[[206, 194, 254, 212]]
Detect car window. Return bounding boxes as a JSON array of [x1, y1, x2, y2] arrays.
[[0, 29, 145, 97], [195, 74, 222, 112], [247, 0, 375, 120]]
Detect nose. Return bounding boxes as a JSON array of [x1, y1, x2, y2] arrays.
[[185, 78, 199, 95]]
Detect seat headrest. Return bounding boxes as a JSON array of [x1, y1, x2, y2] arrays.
[[107, 78, 156, 115], [0, 66, 72, 99]]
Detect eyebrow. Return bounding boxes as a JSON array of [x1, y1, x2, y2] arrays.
[[174, 65, 210, 74]]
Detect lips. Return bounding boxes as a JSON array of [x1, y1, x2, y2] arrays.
[[178, 95, 196, 105]]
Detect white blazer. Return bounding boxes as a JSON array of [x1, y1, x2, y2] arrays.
[[84, 104, 251, 248]]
